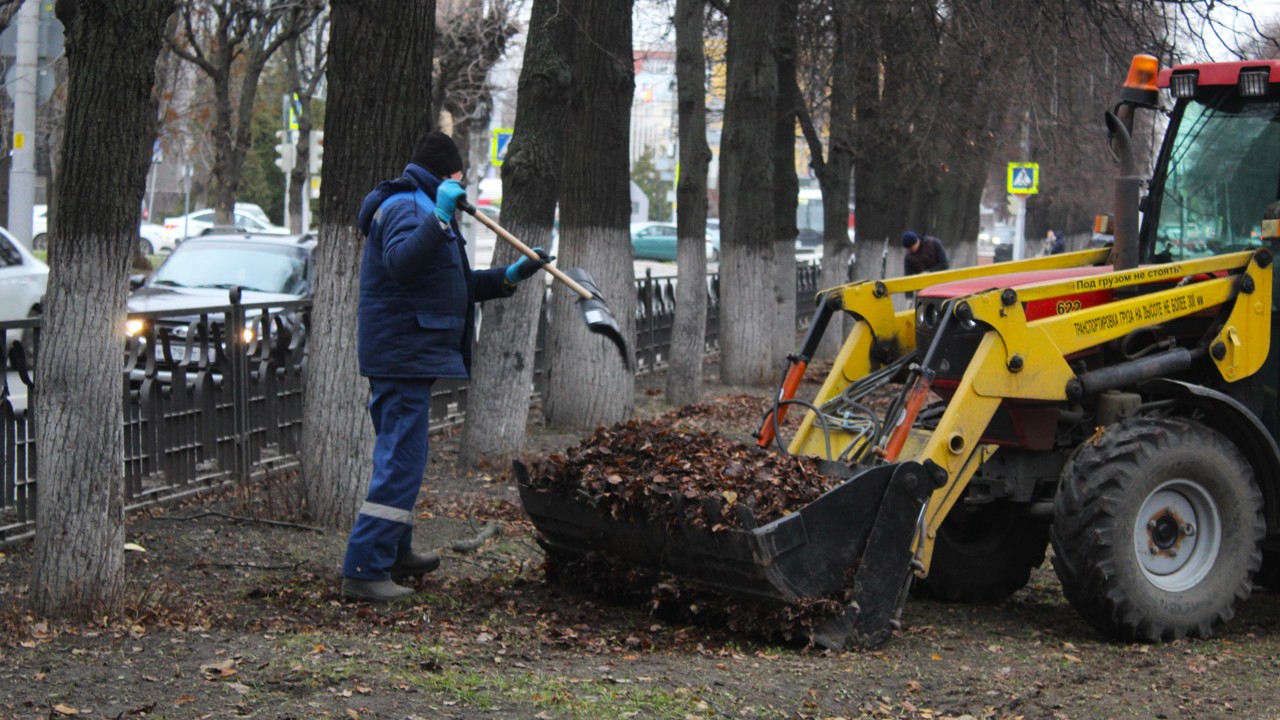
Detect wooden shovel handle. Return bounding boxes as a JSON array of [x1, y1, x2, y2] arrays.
[[461, 203, 592, 300]]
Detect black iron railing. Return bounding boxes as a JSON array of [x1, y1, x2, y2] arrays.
[[0, 262, 824, 545]]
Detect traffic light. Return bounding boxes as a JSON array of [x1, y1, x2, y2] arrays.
[[274, 130, 295, 173], [308, 130, 324, 175]]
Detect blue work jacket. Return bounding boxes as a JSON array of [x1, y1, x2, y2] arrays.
[[356, 163, 512, 379]]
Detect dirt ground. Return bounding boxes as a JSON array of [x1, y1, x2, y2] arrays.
[[2, 365, 1280, 720]]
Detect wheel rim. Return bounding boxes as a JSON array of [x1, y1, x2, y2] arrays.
[[1133, 478, 1222, 591]]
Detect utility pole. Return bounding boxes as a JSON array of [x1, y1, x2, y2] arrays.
[[8, 0, 38, 249], [1012, 114, 1030, 262]]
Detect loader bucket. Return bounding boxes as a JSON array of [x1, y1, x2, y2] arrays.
[[514, 458, 942, 649]]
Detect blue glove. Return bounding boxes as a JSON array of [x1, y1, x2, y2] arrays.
[[434, 180, 466, 225], [505, 247, 552, 285]]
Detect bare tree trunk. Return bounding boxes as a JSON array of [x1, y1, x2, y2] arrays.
[[814, 0, 858, 358], [288, 92, 312, 234], [459, 0, 573, 468], [32, 0, 173, 620], [719, 0, 778, 387], [772, 0, 799, 370], [543, 0, 635, 430], [849, 0, 895, 286], [664, 0, 712, 406], [301, 0, 436, 529]]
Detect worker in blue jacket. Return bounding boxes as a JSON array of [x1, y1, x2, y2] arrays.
[[342, 130, 549, 603]]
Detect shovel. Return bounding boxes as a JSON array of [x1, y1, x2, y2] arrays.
[[459, 200, 631, 369]]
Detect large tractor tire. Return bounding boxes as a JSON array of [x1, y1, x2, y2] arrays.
[[913, 497, 1049, 603], [1050, 417, 1264, 641]]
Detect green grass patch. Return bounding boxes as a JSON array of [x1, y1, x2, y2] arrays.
[[405, 666, 712, 719]]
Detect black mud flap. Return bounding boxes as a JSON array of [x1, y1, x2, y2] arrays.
[[514, 459, 941, 649]]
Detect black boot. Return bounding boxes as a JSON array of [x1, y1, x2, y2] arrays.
[[390, 550, 441, 580]]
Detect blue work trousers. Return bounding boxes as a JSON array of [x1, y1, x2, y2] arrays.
[[342, 377, 435, 580]]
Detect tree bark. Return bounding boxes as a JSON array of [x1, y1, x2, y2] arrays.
[[772, 0, 799, 370], [718, 0, 778, 386], [849, 0, 897, 287], [814, 0, 858, 357], [32, 0, 173, 620], [300, 0, 436, 529], [664, 0, 713, 406], [542, 0, 636, 431], [459, 0, 573, 468]]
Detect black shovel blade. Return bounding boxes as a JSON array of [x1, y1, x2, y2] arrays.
[[563, 267, 631, 370]]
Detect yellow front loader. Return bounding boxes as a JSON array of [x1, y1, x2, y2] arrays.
[[518, 54, 1280, 647]]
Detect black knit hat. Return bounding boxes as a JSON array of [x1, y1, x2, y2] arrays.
[[901, 230, 921, 248], [411, 131, 463, 177]]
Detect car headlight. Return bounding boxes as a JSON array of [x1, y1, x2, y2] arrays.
[[125, 318, 145, 337]]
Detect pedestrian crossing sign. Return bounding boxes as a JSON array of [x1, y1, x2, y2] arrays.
[[491, 128, 513, 166], [1007, 162, 1039, 195]]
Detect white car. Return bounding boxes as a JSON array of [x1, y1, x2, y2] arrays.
[[0, 225, 48, 368], [32, 204, 47, 249], [32, 204, 180, 255], [138, 223, 180, 255], [162, 207, 289, 242]]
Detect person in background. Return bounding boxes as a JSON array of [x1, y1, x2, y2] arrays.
[[341, 130, 550, 603], [902, 230, 949, 275], [1048, 229, 1066, 255]]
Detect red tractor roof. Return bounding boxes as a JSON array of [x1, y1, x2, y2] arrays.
[[919, 266, 1115, 300], [1158, 60, 1280, 88]]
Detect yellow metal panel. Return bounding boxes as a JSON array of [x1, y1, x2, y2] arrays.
[[905, 333, 1008, 574], [1211, 260, 1273, 381], [821, 247, 1111, 300], [1009, 251, 1253, 303], [964, 291, 1078, 401], [1031, 277, 1234, 356]]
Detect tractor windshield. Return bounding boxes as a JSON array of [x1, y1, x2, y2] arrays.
[[1145, 93, 1280, 262]]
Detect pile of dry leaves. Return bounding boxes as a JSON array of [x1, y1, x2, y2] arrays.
[[519, 401, 857, 643], [521, 412, 836, 531]]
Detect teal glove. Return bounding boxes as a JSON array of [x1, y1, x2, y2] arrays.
[[505, 247, 552, 285], [434, 180, 466, 224]]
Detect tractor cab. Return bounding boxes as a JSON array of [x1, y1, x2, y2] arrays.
[[1142, 60, 1280, 264]]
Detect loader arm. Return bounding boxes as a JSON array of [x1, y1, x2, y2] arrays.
[[788, 248, 1113, 459]]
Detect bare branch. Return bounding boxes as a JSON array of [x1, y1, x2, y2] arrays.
[[0, 0, 24, 32]]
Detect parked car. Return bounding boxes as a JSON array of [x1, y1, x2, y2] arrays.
[[0, 225, 48, 369], [32, 204, 181, 255], [139, 223, 180, 255], [232, 202, 272, 226], [162, 207, 289, 242], [127, 232, 314, 372], [630, 221, 719, 262], [31, 204, 47, 249]]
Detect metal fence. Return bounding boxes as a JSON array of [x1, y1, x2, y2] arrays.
[[1, 262, 824, 545]]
